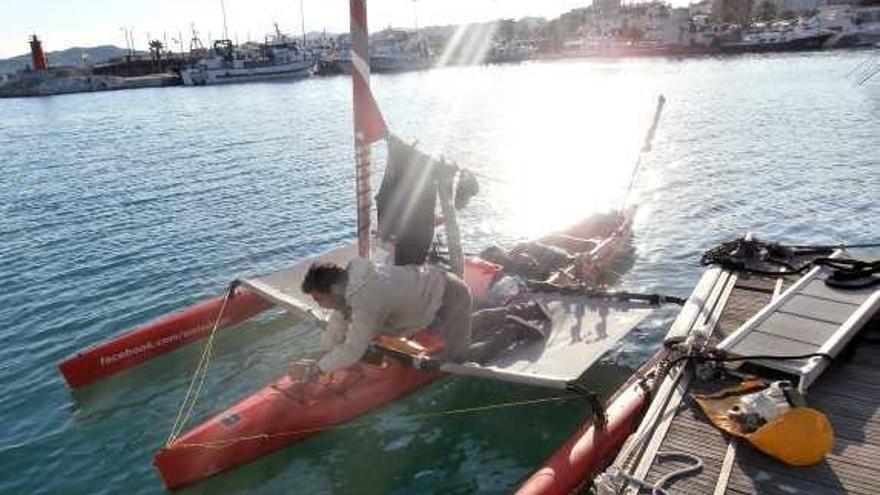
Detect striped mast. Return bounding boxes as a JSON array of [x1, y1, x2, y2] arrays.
[[351, 0, 374, 258], [350, 0, 388, 259]]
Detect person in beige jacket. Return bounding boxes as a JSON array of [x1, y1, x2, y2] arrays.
[[295, 258, 472, 379]]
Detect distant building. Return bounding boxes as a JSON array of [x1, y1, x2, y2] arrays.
[[690, 0, 715, 16], [660, 7, 693, 44], [517, 16, 546, 33], [775, 0, 825, 13], [660, 7, 720, 45], [593, 0, 622, 14], [821, 0, 873, 6], [815, 3, 880, 36], [713, 0, 756, 25]]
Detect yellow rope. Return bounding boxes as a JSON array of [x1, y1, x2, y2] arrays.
[[166, 284, 236, 445], [170, 394, 580, 450]]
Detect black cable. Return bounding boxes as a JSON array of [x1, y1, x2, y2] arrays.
[[701, 238, 879, 280], [566, 383, 607, 431], [786, 242, 880, 250], [668, 351, 832, 368], [526, 281, 686, 306]]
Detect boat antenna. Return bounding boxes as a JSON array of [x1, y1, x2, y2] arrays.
[[300, 0, 307, 46], [220, 0, 230, 40], [127, 27, 135, 56], [413, 0, 418, 32], [622, 94, 665, 209]]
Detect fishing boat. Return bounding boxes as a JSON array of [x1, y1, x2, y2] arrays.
[[717, 24, 834, 54], [487, 40, 536, 64], [318, 35, 353, 75], [516, 238, 879, 495], [180, 35, 313, 86], [369, 33, 432, 73]]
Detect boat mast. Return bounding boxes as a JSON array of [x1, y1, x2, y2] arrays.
[[300, 0, 307, 46], [351, 0, 372, 259], [219, 0, 229, 40]]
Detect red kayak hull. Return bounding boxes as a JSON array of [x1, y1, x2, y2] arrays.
[[514, 381, 648, 495], [59, 289, 273, 388], [154, 333, 444, 490], [537, 208, 635, 286]]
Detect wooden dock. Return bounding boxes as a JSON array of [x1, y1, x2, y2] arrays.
[[607, 250, 879, 495]]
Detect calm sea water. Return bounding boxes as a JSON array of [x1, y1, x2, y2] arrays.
[[1, 51, 878, 495]]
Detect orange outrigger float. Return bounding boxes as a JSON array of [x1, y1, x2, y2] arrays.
[[514, 350, 664, 495], [59, 291, 273, 388], [154, 331, 446, 489]]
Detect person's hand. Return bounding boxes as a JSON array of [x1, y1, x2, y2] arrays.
[[288, 359, 321, 383]]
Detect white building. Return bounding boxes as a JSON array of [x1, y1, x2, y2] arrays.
[[814, 3, 880, 44], [776, 0, 826, 13], [659, 7, 720, 45], [660, 8, 693, 44], [690, 0, 714, 16]]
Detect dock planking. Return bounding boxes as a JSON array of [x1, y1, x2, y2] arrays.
[[634, 267, 879, 495]]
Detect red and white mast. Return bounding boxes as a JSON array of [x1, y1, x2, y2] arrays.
[[350, 0, 387, 259]]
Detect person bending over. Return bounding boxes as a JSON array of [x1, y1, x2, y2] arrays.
[[291, 259, 473, 381]]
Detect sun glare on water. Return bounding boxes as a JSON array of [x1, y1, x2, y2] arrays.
[[386, 40, 664, 243], [483, 62, 659, 239]]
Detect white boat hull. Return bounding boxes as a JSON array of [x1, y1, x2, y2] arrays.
[[181, 61, 313, 86], [370, 56, 428, 73]]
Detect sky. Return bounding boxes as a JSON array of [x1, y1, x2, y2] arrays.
[[0, 0, 688, 59]]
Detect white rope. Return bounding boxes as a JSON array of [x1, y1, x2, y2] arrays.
[[598, 451, 703, 495]]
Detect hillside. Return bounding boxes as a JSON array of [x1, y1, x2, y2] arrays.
[[0, 45, 133, 74]]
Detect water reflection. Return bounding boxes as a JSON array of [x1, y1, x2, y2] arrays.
[[0, 52, 876, 495]]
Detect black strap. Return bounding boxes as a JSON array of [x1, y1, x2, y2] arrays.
[[669, 351, 833, 368], [566, 383, 606, 431], [701, 238, 879, 287], [527, 281, 686, 306]]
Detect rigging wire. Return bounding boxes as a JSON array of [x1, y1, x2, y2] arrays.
[[384, 94, 668, 192], [622, 94, 666, 209], [462, 95, 669, 192], [166, 281, 238, 445], [168, 394, 580, 450]]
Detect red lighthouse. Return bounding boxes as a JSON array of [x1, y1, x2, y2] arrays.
[[29, 35, 48, 71]]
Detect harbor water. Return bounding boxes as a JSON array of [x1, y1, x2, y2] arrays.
[[0, 51, 877, 494]]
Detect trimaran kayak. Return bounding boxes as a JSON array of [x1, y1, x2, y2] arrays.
[[57, 1, 670, 492], [152, 211, 636, 489]]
